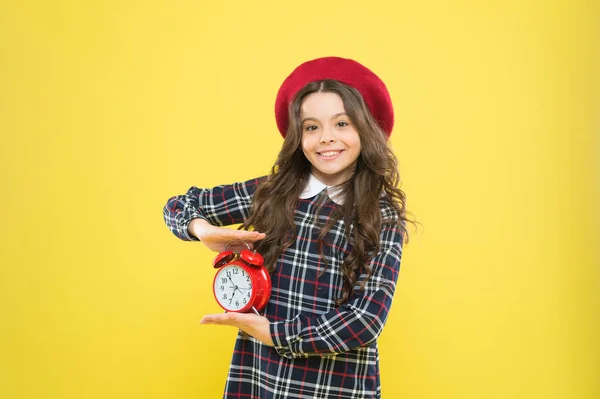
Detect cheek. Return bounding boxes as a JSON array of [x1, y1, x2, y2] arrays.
[[351, 133, 362, 152], [301, 135, 314, 152]]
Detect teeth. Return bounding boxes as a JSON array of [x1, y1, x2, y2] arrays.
[[320, 151, 340, 157]]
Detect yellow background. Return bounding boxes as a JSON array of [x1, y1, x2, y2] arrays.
[[1, 1, 598, 398]]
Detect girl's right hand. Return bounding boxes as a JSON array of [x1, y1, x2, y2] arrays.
[[187, 218, 266, 253]]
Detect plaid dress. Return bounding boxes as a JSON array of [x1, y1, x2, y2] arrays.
[[163, 176, 404, 398]]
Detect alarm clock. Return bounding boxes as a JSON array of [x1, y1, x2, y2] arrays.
[[212, 241, 271, 315]]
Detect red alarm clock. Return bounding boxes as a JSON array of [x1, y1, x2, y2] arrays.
[[212, 241, 271, 315]]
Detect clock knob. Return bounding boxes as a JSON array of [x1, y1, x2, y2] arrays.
[[239, 249, 264, 267]]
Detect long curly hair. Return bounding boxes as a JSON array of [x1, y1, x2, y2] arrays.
[[242, 79, 412, 305]]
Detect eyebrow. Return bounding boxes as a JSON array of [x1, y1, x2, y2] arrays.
[[301, 113, 348, 124]]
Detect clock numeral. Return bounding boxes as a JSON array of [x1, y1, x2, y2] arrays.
[[219, 285, 224, 291], [241, 270, 245, 277], [235, 301, 239, 307], [246, 276, 250, 282], [222, 294, 227, 300], [232, 268, 239, 275], [221, 278, 227, 284], [243, 298, 247, 304], [246, 292, 251, 298]]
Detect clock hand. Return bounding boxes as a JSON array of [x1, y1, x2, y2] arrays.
[[226, 271, 245, 302], [226, 274, 238, 291], [226, 273, 242, 292]]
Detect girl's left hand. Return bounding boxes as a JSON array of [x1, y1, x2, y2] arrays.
[[200, 313, 274, 347]]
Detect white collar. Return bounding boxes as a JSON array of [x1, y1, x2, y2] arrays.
[[299, 174, 345, 205]]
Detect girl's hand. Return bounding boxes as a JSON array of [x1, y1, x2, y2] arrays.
[[188, 219, 266, 253], [200, 313, 274, 347]]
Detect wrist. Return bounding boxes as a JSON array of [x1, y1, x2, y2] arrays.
[[188, 218, 210, 240]]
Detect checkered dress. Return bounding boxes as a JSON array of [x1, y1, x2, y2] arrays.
[[163, 177, 404, 398]]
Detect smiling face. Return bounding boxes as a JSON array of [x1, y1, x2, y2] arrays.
[[300, 91, 361, 186]]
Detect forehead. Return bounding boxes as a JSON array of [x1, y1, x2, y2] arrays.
[[300, 91, 345, 117]]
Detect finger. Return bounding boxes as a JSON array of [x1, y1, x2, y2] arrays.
[[200, 313, 238, 324], [219, 230, 266, 246], [244, 232, 267, 241], [229, 230, 266, 240]]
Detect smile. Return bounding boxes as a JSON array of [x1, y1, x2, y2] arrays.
[[318, 150, 344, 158]]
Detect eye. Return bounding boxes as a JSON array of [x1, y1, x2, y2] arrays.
[[336, 121, 349, 128], [304, 125, 318, 132]]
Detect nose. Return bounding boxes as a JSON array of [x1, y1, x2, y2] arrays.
[[319, 126, 336, 144]]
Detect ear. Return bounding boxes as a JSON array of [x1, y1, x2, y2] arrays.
[[213, 250, 236, 268], [239, 249, 264, 267]]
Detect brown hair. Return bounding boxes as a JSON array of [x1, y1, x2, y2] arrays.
[[242, 80, 413, 304]]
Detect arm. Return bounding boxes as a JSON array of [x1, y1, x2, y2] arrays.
[[270, 222, 404, 358], [162, 176, 266, 241]]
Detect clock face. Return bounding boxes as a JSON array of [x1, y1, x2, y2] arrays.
[[213, 264, 253, 311]]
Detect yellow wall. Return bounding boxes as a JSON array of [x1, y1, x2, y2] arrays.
[[1, 1, 598, 398]]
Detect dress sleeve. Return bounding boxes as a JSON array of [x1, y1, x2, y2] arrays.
[[162, 176, 266, 241], [269, 220, 404, 358]]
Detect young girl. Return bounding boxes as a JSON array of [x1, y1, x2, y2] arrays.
[[163, 56, 411, 399]]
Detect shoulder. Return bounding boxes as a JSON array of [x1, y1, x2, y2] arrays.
[[378, 197, 406, 245], [378, 196, 402, 223]]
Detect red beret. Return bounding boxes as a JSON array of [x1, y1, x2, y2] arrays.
[[274, 56, 394, 138]]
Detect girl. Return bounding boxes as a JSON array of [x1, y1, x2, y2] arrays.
[[163, 56, 411, 399]]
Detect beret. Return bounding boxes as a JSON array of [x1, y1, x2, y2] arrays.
[[274, 56, 394, 138]]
